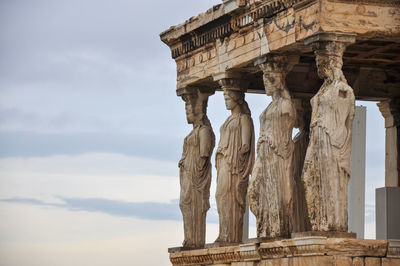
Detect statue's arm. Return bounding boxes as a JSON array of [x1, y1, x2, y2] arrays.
[[199, 127, 213, 158], [281, 99, 294, 117], [331, 84, 355, 148], [240, 116, 253, 154], [281, 99, 296, 130]]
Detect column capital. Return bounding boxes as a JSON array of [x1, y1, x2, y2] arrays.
[[218, 78, 249, 92], [213, 70, 243, 81], [255, 54, 298, 96], [377, 98, 400, 187], [213, 71, 249, 92], [304, 32, 356, 47], [176, 86, 215, 98], [304, 33, 356, 64], [377, 99, 400, 128], [255, 54, 299, 75]]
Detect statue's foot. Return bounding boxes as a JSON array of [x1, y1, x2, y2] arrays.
[[182, 239, 195, 248], [214, 236, 226, 243]]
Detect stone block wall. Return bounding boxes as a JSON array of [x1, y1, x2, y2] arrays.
[[169, 237, 400, 266]]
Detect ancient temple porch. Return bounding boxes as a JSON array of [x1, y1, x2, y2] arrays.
[[161, 0, 400, 265]]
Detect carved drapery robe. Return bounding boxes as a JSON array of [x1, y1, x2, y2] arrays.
[[301, 80, 355, 232], [248, 98, 296, 238], [292, 129, 310, 232], [179, 125, 215, 247], [216, 113, 254, 243]]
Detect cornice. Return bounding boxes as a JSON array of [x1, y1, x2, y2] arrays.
[[161, 0, 399, 62], [327, 0, 400, 7], [163, 0, 318, 60]]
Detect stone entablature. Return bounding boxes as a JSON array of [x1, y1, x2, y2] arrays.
[[160, 0, 400, 89], [169, 238, 399, 265]]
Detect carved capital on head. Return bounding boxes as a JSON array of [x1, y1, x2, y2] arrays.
[[304, 33, 355, 83], [304, 32, 356, 47], [257, 54, 298, 81], [177, 86, 214, 126], [218, 78, 249, 92], [177, 86, 215, 97], [256, 54, 298, 98], [213, 71, 249, 92]]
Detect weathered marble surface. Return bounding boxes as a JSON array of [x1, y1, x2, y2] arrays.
[[215, 81, 255, 244], [377, 99, 400, 187], [160, 0, 399, 89], [169, 237, 398, 265], [301, 40, 355, 232], [248, 55, 296, 238], [178, 88, 215, 248], [292, 98, 311, 233]]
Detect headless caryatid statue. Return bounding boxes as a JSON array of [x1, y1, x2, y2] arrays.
[[248, 56, 296, 238], [178, 88, 215, 248], [292, 99, 311, 233], [301, 41, 355, 232], [215, 79, 255, 244]]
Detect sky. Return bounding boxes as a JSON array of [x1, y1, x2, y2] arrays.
[[0, 0, 386, 265]]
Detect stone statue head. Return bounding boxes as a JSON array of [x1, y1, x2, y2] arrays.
[[223, 90, 241, 110], [263, 72, 283, 96], [223, 89, 251, 115], [181, 89, 211, 126], [184, 97, 196, 124], [315, 42, 347, 83], [259, 55, 293, 100]]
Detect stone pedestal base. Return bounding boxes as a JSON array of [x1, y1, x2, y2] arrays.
[[291, 231, 356, 238], [169, 238, 400, 265], [376, 187, 400, 240]]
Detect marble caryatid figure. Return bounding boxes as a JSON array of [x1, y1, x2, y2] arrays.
[[215, 79, 255, 243], [178, 88, 215, 248], [248, 55, 296, 238], [301, 41, 355, 232], [291, 99, 311, 233]]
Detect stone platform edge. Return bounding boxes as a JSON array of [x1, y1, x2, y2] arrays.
[[169, 237, 400, 265]]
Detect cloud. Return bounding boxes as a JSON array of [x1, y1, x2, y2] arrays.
[[0, 201, 188, 266], [365, 203, 375, 223], [0, 131, 183, 161], [0, 153, 183, 205], [0, 0, 220, 140], [1, 197, 219, 223]]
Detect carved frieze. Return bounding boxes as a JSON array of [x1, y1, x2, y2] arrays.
[[170, 0, 317, 59], [327, 0, 399, 7]]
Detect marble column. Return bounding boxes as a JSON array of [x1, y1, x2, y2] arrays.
[[377, 99, 400, 187], [302, 34, 356, 232], [214, 76, 255, 244], [177, 87, 215, 248], [376, 98, 400, 239]]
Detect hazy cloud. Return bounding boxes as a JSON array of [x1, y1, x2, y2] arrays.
[[0, 131, 182, 161], [1, 197, 219, 223]]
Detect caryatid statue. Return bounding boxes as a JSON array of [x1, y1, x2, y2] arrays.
[[301, 40, 355, 232], [248, 55, 296, 238], [178, 87, 215, 248], [215, 79, 255, 243]]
